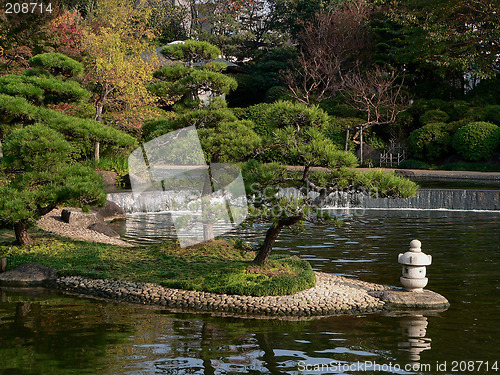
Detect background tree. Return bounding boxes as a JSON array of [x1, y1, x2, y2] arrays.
[[342, 67, 409, 162], [0, 53, 137, 160], [0, 124, 106, 245], [284, 0, 372, 105], [81, 0, 158, 160], [146, 0, 190, 43], [383, 0, 500, 94], [148, 40, 237, 110], [190, 0, 287, 61]]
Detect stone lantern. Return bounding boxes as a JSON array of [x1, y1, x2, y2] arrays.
[[398, 239, 432, 292]]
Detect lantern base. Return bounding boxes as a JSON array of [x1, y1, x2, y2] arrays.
[[400, 277, 428, 292]]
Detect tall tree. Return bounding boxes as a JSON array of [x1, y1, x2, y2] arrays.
[[147, 40, 237, 110], [342, 67, 409, 162], [284, 0, 373, 105], [386, 0, 500, 85], [0, 124, 106, 245], [190, 0, 287, 61], [81, 0, 157, 160]]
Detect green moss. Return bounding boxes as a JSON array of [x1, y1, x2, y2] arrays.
[[0, 233, 316, 297]]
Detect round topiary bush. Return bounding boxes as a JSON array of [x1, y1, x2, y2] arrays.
[[419, 109, 449, 125], [407, 122, 452, 161], [452, 121, 500, 161]]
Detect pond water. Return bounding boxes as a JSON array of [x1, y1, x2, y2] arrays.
[[1, 209, 499, 374]]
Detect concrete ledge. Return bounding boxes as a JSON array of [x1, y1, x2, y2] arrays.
[[370, 288, 450, 310]]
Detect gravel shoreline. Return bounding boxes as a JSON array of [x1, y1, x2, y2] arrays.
[[54, 272, 391, 318], [36, 208, 443, 318], [37, 208, 133, 247]]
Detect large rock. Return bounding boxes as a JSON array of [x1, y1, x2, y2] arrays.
[[0, 263, 57, 287], [96, 170, 118, 188], [61, 208, 102, 227], [92, 200, 126, 221], [88, 222, 120, 238]]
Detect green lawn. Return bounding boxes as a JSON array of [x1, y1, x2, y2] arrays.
[[0, 230, 316, 296]]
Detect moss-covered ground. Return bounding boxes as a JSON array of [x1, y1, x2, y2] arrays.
[[0, 229, 316, 296]]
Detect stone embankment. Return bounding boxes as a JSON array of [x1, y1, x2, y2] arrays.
[[55, 272, 390, 318]]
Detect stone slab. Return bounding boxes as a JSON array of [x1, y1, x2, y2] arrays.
[[370, 288, 449, 309], [0, 263, 57, 287]]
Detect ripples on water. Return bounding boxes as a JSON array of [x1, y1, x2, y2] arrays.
[[1, 209, 499, 374]]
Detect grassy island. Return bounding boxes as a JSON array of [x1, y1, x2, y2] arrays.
[[0, 230, 316, 297]]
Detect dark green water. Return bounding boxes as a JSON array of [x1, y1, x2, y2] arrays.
[[1, 210, 499, 374]]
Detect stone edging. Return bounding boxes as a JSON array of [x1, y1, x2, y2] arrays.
[[53, 272, 393, 318]]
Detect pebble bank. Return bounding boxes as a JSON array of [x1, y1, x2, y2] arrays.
[[55, 272, 390, 318]]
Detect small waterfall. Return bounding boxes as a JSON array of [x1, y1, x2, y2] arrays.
[[107, 190, 200, 213], [108, 188, 500, 213], [324, 188, 500, 211]]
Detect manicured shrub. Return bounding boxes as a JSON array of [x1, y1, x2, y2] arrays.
[[0, 75, 90, 105], [438, 100, 471, 122], [0, 94, 137, 159], [142, 108, 237, 141], [419, 109, 449, 125], [242, 103, 273, 135], [29, 52, 83, 78], [407, 122, 452, 161], [198, 120, 262, 163], [244, 100, 330, 138], [452, 121, 500, 161], [230, 107, 247, 119], [318, 99, 362, 117]]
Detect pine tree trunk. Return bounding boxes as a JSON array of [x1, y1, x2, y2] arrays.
[[94, 141, 100, 162], [94, 98, 105, 162], [14, 222, 33, 246], [253, 215, 303, 265], [202, 166, 214, 242]]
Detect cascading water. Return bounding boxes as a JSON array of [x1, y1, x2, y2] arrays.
[[321, 188, 500, 211], [106, 191, 202, 213], [108, 188, 500, 213]]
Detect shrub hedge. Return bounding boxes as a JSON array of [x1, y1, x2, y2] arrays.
[[452, 121, 500, 161], [419, 109, 449, 125], [407, 122, 452, 161]]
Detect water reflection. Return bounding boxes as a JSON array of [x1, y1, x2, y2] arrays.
[[384, 310, 442, 372], [1, 209, 499, 373], [399, 314, 432, 363]]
